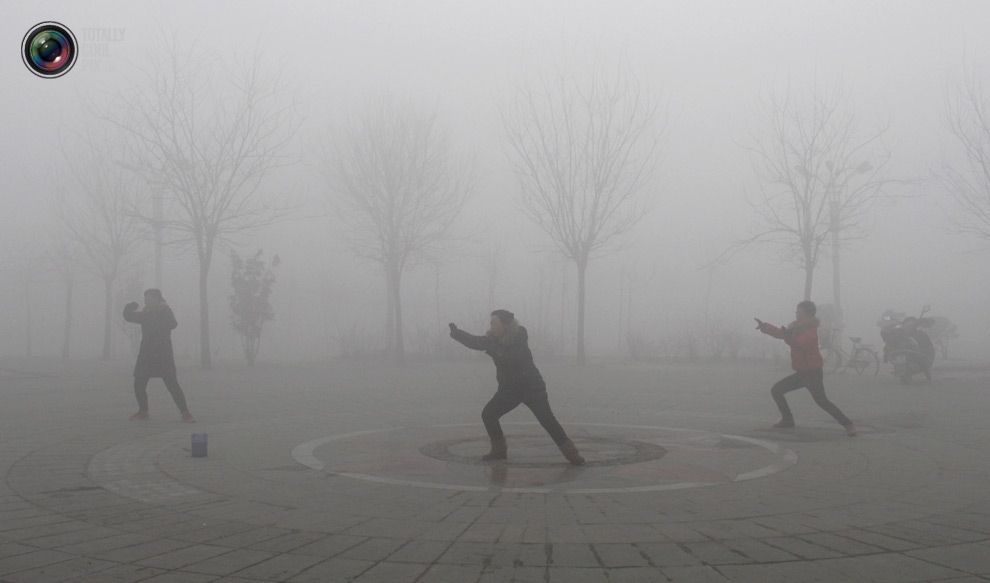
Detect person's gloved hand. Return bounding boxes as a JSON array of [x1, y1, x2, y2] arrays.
[[754, 318, 765, 331], [125, 301, 140, 311], [448, 323, 457, 335]]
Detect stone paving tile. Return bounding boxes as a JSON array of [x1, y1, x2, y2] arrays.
[[593, 543, 654, 568], [137, 571, 218, 583], [549, 542, 600, 567], [477, 565, 546, 582], [386, 538, 452, 563], [869, 521, 977, 547], [92, 538, 194, 564], [3, 555, 120, 583], [181, 547, 277, 576], [245, 531, 327, 553], [680, 540, 749, 565], [761, 535, 845, 560], [171, 522, 261, 544], [544, 566, 609, 582], [222, 551, 325, 581], [54, 533, 156, 556], [580, 524, 664, 543], [713, 560, 842, 582], [0, 549, 76, 577], [651, 522, 711, 542], [61, 563, 166, 583], [291, 533, 367, 557], [16, 525, 123, 549], [334, 536, 407, 562], [209, 525, 294, 549], [435, 540, 498, 565], [796, 531, 886, 556], [664, 566, 730, 583], [456, 522, 505, 543], [840, 528, 923, 552], [635, 542, 704, 567], [286, 557, 375, 582], [132, 542, 229, 570], [722, 536, 800, 563], [606, 566, 671, 582], [906, 542, 990, 575], [0, 515, 77, 534], [0, 542, 37, 560], [821, 552, 967, 581], [406, 563, 482, 583]]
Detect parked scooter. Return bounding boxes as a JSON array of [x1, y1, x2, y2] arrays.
[[880, 305, 936, 384]]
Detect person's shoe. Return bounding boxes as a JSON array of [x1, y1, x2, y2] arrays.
[[845, 424, 857, 437], [481, 436, 507, 461], [181, 411, 196, 423], [558, 439, 586, 466], [129, 411, 149, 420], [773, 419, 795, 428]]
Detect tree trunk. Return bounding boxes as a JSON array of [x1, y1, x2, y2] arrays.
[[199, 259, 212, 369], [576, 258, 588, 365], [24, 282, 33, 358], [803, 265, 814, 301], [61, 280, 73, 360], [389, 264, 405, 365], [102, 278, 112, 360], [831, 223, 842, 334]]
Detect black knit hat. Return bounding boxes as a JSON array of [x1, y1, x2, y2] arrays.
[[144, 288, 164, 301], [491, 309, 515, 325]]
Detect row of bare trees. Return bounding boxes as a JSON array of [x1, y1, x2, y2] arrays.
[[20, 37, 990, 366]]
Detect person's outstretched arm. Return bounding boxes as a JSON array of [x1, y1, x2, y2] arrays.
[[449, 323, 491, 351]]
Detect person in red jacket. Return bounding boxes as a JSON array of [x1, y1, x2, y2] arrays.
[[755, 300, 856, 436]]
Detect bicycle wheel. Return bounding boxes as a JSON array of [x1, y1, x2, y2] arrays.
[[821, 346, 842, 373], [851, 347, 880, 376]]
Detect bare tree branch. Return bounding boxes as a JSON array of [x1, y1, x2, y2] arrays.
[[939, 54, 990, 249], [501, 58, 665, 364], [726, 81, 892, 310], [99, 35, 301, 368], [319, 97, 473, 363]]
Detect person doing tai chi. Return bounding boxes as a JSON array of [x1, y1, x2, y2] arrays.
[[449, 309, 585, 465], [755, 300, 856, 436], [123, 289, 195, 423]]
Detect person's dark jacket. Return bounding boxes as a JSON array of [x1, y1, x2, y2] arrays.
[[450, 325, 546, 393], [124, 303, 178, 378]]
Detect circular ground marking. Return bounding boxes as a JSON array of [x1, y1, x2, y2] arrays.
[[420, 435, 667, 468], [291, 423, 798, 494]]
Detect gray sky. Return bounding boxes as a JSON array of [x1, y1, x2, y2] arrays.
[[2, 1, 989, 360]]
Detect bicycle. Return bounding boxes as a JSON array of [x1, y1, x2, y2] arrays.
[[820, 334, 881, 376]]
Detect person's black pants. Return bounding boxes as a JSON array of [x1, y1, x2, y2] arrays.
[[134, 375, 189, 413], [482, 388, 570, 445], [771, 368, 852, 426]]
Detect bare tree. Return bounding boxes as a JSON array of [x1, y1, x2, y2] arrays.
[[53, 128, 146, 360], [728, 82, 890, 326], [105, 37, 299, 368], [501, 60, 664, 364], [320, 97, 472, 364], [44, 232, 84, 360], [1, 232, 45, 358], [940, 56, 990, 248]]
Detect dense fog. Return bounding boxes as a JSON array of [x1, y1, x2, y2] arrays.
[[2, 0, 989, 366]]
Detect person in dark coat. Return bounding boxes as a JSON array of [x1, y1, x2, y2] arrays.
[[449, 309, 584, 465], [755, 300, 855, 436], [123, 289, 195, 422]]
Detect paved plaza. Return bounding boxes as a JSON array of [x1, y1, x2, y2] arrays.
[[2, 355, 990, 582]]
